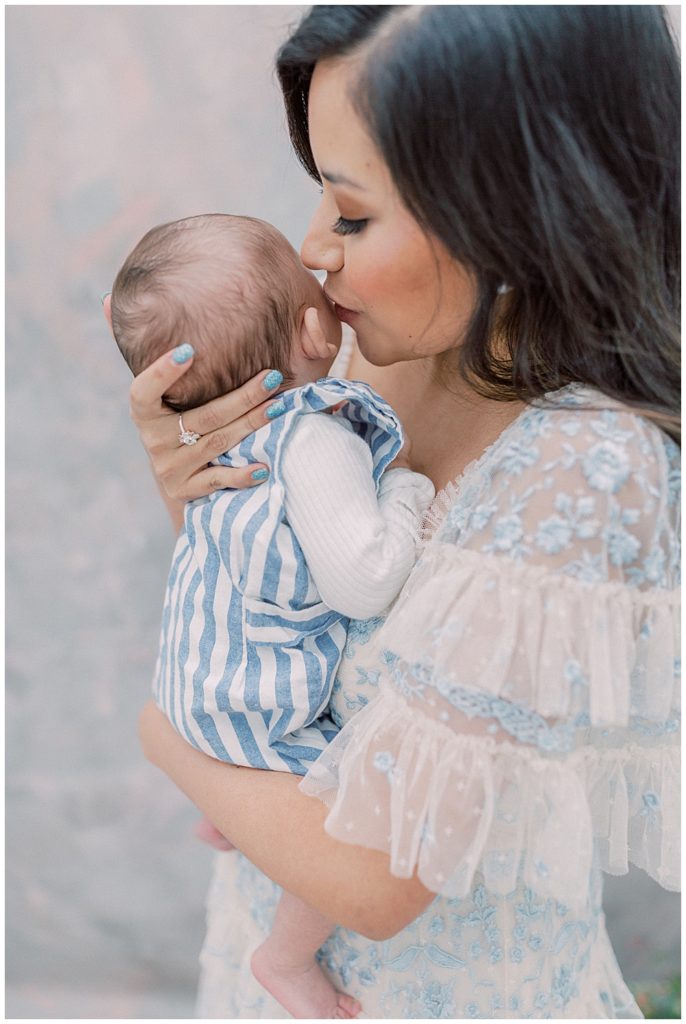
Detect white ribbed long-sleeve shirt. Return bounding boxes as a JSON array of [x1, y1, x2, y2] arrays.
[[282, 413, 435, 620]]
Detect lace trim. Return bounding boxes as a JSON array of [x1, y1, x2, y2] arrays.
[[332, 679, 679, 768], [420, 478, 461, 546], [418, 407, 531, 546], [384, 652, 581, 753], [378, 546, 679, 727]]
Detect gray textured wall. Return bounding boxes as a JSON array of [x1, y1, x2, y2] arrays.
[[6, 6, 679, 1019]]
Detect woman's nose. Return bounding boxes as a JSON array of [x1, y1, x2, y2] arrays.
[[300, 205, 343, 274]]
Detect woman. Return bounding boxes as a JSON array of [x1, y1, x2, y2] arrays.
[[135, 7, 679, 1018]]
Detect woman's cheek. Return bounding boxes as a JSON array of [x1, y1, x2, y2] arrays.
[[356, 264, 397, 314]]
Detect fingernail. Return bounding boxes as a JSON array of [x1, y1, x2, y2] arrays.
[[251, 468, 269, 481], [100, 292, 111, 305], [172, 343, 194, 364], [263, 370, 283, 391], [266, 400, 286, 420]]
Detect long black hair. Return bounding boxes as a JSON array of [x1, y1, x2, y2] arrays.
[[277, 6, 680, 439]]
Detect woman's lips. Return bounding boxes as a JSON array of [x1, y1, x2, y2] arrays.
[[325, 291, 359, 324], [333, 302, 359, 325]]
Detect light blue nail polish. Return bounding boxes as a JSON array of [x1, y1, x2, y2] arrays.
[[100, 291, 111, 306], [266, 400, 286, 419], [263, 369, 283, 390], [251, 468, 269, 481], [172, 343, 194, 364]]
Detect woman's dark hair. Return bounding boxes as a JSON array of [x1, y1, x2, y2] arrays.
[[277, 6, 680, 439]]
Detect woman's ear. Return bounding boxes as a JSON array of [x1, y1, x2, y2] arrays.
[[300, 306, 338, 360]]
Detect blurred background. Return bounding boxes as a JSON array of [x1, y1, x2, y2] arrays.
[[6, 5, 680, 1019]]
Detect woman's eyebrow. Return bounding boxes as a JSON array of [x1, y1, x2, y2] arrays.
[[321, 169, 367, 191]]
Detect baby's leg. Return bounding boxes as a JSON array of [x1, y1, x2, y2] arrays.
[[251, 891, 361, 1019], [194, 815, 235, 851]]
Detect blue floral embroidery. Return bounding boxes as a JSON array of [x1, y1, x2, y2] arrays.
[[551, 963, 577, 1008], [343, 616, 385, 658], [563, 660, 588, 688], [428, 915, 446, 937], [421, 981, 456, 1018], [387, 658, 581, 752], [499, 440, 540, 475], [535, 493, 601, 554], [667, 456, 680, 507], [222, 388, 675, 1022], [643, 545, 666, 584], [468, 500, 498, 532], [559, 417, 583, 437], [534, 513, 573, 554], [560, 548, 605, 583], [489, 512, 525, 553], [605, 506, 642, 566], [373, 751, 396, 777], [640, 791, 660, 821]]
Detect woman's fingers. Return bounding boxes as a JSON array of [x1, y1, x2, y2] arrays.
[[129, 347, 282, 436], [153, 395, 286, 500], [153, 393, 283, 477], [130, 344, 197, 423], [177, 463, 270, 502], [129, 351, 285, 499], [186, 394, 285, 458], [183, 368, 283, 437]]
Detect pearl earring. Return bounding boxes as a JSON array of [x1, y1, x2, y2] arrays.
[[497, 283, 513, 295]]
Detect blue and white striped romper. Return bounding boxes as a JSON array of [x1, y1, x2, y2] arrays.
[[153, 377, 404, 775]]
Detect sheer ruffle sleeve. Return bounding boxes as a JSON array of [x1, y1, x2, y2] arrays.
[[300, 396, 680, 909]]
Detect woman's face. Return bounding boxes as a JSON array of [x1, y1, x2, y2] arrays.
[[301, 58, 477, 367]]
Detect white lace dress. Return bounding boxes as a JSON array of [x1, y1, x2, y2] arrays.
[[195, 386, 679, 1019]]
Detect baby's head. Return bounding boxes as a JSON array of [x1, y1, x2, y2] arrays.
[[110, 214, 341, 411]]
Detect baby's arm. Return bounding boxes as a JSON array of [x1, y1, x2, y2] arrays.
[[281, 414, 435, 618]]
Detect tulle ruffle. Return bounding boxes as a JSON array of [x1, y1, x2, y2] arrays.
[[380, 546, 680, 726], [300, 686, 680, 908]]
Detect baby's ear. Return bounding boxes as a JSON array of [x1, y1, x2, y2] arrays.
[[102, 293, 114, 334], [300, 306, 338, 360]]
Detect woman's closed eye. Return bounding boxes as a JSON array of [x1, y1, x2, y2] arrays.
[[332, 215, 368, 236]]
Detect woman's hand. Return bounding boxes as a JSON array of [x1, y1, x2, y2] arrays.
[[128, 344, 285, 502]]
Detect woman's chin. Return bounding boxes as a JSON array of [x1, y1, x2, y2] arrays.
[[355, 335, 397, 367]]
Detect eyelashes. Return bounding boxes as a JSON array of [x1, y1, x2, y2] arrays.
[[315, 185, 368, 234], [332, 216, 368, 236]]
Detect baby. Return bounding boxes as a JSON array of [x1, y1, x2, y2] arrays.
[[107, 214, 435, 1019]]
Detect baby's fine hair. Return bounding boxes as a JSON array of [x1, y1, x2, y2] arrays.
[[111, 214, 301, 412]]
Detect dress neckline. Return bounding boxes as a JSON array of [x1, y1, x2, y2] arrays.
[[419, 405, 526, 544], [419, 383, 600, 544]]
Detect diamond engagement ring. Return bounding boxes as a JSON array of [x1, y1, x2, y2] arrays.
[[178, 415, 201, 446]]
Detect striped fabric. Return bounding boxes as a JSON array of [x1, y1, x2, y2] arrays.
[[153, 377, 404, 775]]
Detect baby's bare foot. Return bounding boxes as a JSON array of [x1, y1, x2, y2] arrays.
[[194, 817, 235, 851], [251, 941, 361, 1019]]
